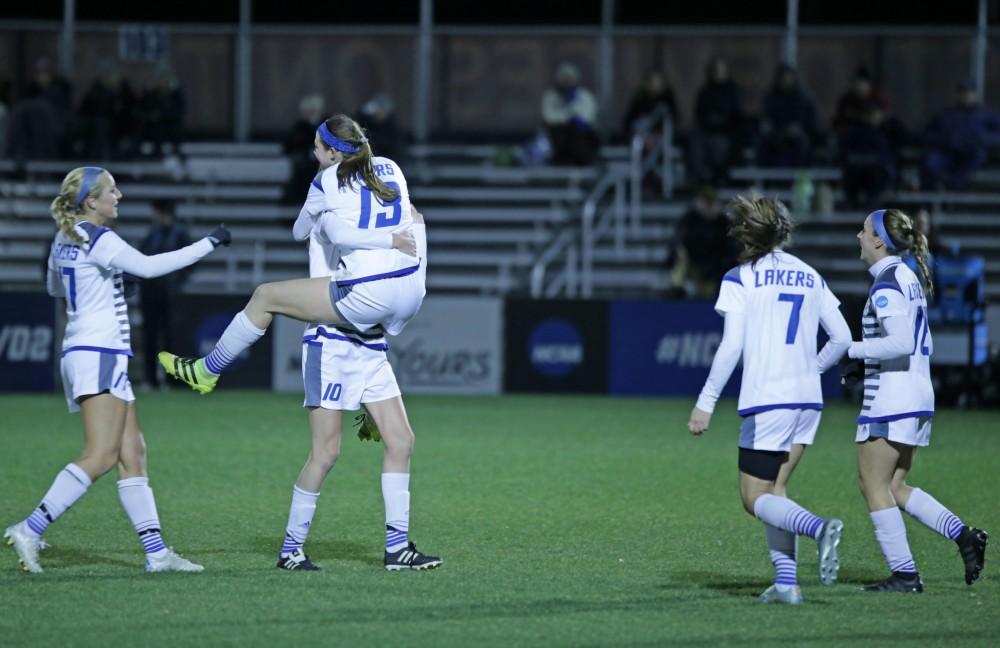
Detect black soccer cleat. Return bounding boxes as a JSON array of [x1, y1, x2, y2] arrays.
[[863, 571, 924, 593], [956, 526, 988, 585], [276, 548, 320, 571], [384, 541, 442, 571]]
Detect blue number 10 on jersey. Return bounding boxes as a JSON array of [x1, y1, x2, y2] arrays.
[[358, 181, 402, 229]]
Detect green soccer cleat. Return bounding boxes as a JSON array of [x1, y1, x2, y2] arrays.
[[158, 352, 218, 395]]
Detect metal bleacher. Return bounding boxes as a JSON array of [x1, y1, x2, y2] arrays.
[[0, 143, 597, 296], [2, 142, 999, 300]]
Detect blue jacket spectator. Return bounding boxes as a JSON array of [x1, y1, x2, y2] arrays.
[[921, 81, 1000, 190]]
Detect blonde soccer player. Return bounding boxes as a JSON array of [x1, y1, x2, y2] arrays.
[[4, 166, 229, 573], [849, 209, 987, 593], [688, 195, 851, 605]]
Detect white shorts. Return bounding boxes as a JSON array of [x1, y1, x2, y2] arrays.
[[61, 350, 135, 413], [329, 265, 425, 336], [856, 416, 932, 447], [329, 223, 427, 336], [301, 336, 400, 411], [739, 408, 821, 452]]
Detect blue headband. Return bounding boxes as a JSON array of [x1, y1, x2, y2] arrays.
[[317, 122, 367, 154], [869, 209, 897, 252], [75, 166, 105, 208]]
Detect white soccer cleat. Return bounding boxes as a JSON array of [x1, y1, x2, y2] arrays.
[[817, 518, 844, 586], [5, 522, 43, 573], [758, 584, 803, 605], [145, 548, 204, 573]]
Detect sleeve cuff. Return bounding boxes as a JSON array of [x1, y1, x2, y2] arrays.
[[695, 394, 717, 414]]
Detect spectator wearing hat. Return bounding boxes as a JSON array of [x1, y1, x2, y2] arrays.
[[542, 62, 599, 166]]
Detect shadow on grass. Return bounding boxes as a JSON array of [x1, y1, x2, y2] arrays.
[[250, 536, 381, 567], [660, 569, 770, 598]]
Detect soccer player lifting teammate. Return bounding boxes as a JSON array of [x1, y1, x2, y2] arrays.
[[848, 209, 988, 593], [160, 114, 440, 571], [688, 195, 852, 605], [4, 167, 229, 573]]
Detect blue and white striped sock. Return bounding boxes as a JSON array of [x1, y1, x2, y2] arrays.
[[904, 488, 964, 540], [764, 523, 798, 587], [753, 494, 825, 540], [382, 473, 410, 553], [204, 310, 266, 375], [24, 463, 92, 537], [280, 485, 319, 557], [871, 507, 918, 574], [118, 477, 167, 558]]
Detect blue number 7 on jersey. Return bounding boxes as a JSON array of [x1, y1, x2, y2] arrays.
[[777, 293, 804, 344], [358, 181, 402, 229]]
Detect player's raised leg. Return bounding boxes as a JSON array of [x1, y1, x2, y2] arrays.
[[161, 277, 344, 393], [365, 396, 441, 571]]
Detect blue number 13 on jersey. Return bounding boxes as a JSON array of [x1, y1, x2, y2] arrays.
[[358, 181, 402, 229], [777, 293, 804, 344]]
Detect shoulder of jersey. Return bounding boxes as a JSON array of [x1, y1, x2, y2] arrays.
[[722, 264, 745, 286], [75, 221, 111, 249], [310, 171, 325, 193]]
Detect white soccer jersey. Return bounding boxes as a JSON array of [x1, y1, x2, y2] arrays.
[[294, 173, 390, 349], [317, 156, 419, 284], [47, 220, 215, 357], [716, 250, 841, 415], [858, 256, 934, 423], [47, 222, 134, 355]]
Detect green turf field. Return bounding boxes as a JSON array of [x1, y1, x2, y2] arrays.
[[1, 392, 997, 646]]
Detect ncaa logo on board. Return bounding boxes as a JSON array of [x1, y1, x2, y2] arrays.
[[875, 295, 889, 308], [528, 318, 583, 378]]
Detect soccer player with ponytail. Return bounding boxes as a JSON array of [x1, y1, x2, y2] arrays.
[[160, 114, 440, 571], [689, 195, 852, 605], [5, 167, 228, 573], [851, 208, 988, 592]]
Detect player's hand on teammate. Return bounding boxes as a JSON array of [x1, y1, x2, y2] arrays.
[[411, 207, 425, 224], [392, 230, 417, 257], [208, 224, 232, 248], [688, 407, 711, 436], [355, 408, 382, 442], [839, 357, 864, 389]]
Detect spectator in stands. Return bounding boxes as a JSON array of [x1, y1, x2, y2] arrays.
[[623, 70, 677, 139], [689, 57, 744, 183], [78, 63, 138, 160], [757, 63, 818, 167], [921, 80, 1000, 191], [0, 77, 10, 160], [839, 105, 900, 209], [670, 185, 737, 299], [623, 70, 678, 195], [6, 58, 72, 164], [281, 93, 325, 205], [541, 62, 599, 166], [138, 199, 191, 389], [831, 66, 890, 137], [137, 64, 184, 157], [358, 93, 400, 161]]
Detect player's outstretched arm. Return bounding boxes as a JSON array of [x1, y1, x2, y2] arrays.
[[97, 225, 230, 279]]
